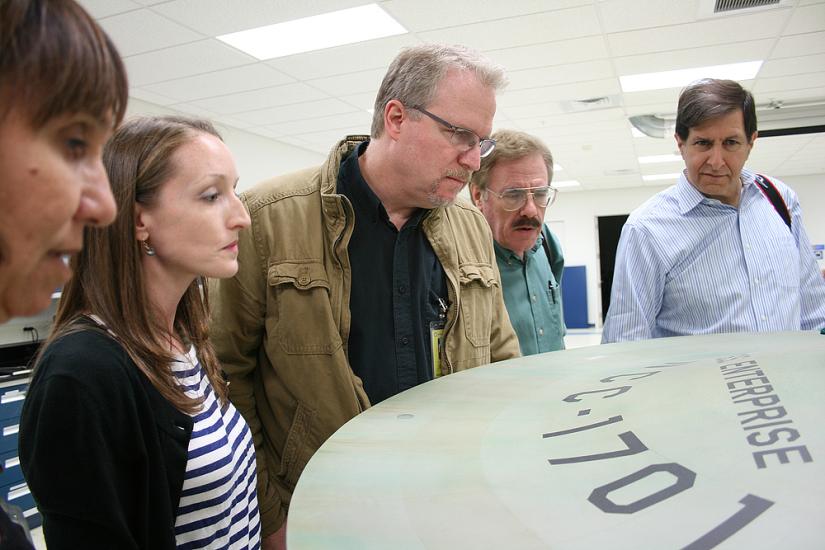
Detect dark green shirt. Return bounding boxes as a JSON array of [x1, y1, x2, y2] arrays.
[[495, 226, 566, 355], [338, 141, 448, 404]]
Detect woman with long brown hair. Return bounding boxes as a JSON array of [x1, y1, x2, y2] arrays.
[[19, 116, 258, 549]]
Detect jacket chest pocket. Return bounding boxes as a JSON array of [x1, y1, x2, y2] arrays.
[[458, 263, 498, 347], [268, 261, 343, 355]]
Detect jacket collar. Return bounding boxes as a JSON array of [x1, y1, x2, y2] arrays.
[[320, 135, 370, 196]]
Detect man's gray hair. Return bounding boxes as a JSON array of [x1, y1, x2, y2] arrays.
[[471, 129, 554, 191], [371, 43, 508, 137]]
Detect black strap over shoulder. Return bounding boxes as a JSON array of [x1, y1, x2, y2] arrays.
[[753, 174, 791, 230]]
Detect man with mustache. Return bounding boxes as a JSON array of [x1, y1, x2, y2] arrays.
[[211, 44, 520, 549], [603, 79, 825, 342], [470, 130, 567, 355]]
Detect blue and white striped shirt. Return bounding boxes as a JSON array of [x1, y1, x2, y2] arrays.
[[172, 347, 260, 549], [602, 169, 825, 342]]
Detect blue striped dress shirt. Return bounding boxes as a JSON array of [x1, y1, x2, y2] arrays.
[[602, 169, 825, 342]]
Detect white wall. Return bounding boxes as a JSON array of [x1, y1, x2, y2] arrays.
[[546, 175, 825, 328], [126, 98, 325, 191]]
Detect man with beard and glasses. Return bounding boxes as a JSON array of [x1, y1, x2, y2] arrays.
[[211, 43, 520, 549], [470, 130, 566, 355]]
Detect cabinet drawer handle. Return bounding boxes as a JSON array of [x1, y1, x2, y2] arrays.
[[2, 425, 19, 437], [0, 391, 25, 404]]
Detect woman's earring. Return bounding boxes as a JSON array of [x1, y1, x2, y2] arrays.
[[142, 239, 156, 256]]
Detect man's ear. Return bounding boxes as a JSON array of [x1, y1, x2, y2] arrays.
[[674, 132, 686, 159], [383, 99, 406, 140], [469, 183, 483, 208]]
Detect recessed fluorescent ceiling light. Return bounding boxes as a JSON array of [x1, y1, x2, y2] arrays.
[[638, 154, 682, 164], [620, 61, 762, 93], [217, 4, 407, 60], [553, 180, 581, 188], [642, 173, 681, 181]]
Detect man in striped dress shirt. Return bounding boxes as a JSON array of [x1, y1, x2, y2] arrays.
[[603, 78, 825, 343]]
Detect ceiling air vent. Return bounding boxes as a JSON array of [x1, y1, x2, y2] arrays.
[[560, 95, 621, 113], [698, 0, 791, 17], [714, 0, 779, 12]]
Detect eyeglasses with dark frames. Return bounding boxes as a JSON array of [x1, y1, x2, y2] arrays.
[[483, 185, 558, 211], [408, 105, 496, 158]]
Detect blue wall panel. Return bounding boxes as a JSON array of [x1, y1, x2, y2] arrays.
[[562, 265, 590, 328]]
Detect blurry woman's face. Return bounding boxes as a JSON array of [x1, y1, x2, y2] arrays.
[[0, 108, 116, 322]]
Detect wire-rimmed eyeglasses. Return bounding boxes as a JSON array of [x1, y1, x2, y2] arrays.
[[408, 105, 496, 158], [483, 186, 558, 211]]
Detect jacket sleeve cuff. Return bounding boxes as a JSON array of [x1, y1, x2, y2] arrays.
[[259, 494, 287, 538]]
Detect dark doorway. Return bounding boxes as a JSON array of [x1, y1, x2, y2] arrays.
[[597, 214, 629, 322]]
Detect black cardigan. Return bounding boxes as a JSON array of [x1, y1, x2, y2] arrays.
[[19, 328, 193, 549]]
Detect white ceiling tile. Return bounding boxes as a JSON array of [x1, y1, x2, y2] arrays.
[[266, 34, 421, 81], [750, 87, 825, 104], [772, 31, 825, 58], [124, 39, 257, 87], [129, 88, 178, 106], [613, 39, 774, 75], [416, 5, 601, 52], [339, 92, 377, 112], [784, 4, 825, 35], [498, 79, 621, 107], [211, 115, 256, 130], [191, 83, 330, 115], [498, 102, 567, 120], [142, 65, 295, 102], [233, 99, 358, 126], [270, 135, 322, 152], [597, 0, 698, 33], [306, 68, 388, 96], [753, 72, 825, 94], [759, 53, 825, 79], [99, 9, 204, 56], [164, 102, 220, 119], [508, 106, 627, 126], [151, 0, 370, 36], [485, 36, 610, 73], [622, 89, 682, 109], [263, 112, 372, 138], [77, 0, 140, 18], [74, 0, 825, 194], [383, 0, 590, 32], [607, 10, 792, 56], [507, 60, 615, 90]]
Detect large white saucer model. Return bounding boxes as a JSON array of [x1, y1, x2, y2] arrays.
[[288, 332, 825, 549]]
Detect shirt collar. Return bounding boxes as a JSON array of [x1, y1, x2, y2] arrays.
[[674, 168, 756, 215], [337, 140, 429, 228]]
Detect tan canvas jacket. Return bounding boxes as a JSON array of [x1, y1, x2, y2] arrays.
[[210, 136, 520, 536]]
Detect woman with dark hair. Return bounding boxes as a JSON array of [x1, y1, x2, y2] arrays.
[[0, 1, 128, 547], [0, 0, 127, 323], [19, 116, 258, 549]]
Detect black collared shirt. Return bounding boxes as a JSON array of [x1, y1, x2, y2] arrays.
[[338, 141, 448, 404]]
